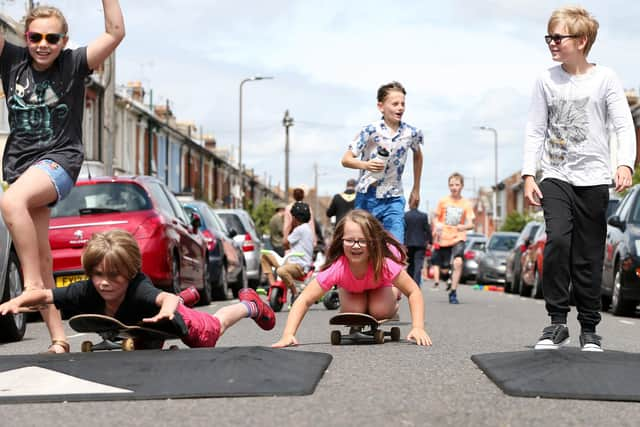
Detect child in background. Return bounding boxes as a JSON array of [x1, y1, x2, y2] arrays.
[[0, 1, 125, 353], [523, 6, 635, 351], [341, 81, 423, 243], [432, 173, 475, 304], [272, 209, 431, 348], [0, 229, 276, 349]]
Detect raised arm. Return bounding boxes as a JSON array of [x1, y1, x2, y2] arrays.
[[86, 0, 125, 70]]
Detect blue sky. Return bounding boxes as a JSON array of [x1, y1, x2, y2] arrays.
[[4, 0, 640, 212]]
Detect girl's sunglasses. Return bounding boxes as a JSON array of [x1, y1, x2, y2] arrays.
[[26, 32, 66, 45], [544, 34, 578, 45]]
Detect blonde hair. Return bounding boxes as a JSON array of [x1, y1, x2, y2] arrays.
[[82, 229, 141, 281], [448, 172, 464, 187], [322, 209, 405, 283], [25, 5, 69, 35], [548, 6, 599, 56]]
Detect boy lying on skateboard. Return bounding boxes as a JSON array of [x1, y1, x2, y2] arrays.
[[0, 229, 275, 349]]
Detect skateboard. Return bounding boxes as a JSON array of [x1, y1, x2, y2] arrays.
[[69, 314, 181, 352], [329, 312, 401, 345]]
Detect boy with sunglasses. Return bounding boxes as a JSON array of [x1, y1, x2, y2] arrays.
[[523, 7, 635, 352], [0, 2, 125, 353]]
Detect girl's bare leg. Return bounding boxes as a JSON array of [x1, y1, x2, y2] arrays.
[[0, 167, 66, 352], [338, 288, 368, 313], [366, 286, 397, 320]]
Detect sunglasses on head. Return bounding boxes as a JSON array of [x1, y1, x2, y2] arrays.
[[26, 31, 66, 45], [544, 34, 578, 45]]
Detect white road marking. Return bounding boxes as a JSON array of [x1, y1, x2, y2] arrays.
[[618, 319, 635, 325], [0, 366, 133, 396]]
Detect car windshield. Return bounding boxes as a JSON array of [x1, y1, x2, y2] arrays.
[[51, 183, 152, 218], [488, 235, 518, 251]]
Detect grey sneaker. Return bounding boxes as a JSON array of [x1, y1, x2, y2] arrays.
[[580, 332, 603, 352], [534, 324, 570, 350]]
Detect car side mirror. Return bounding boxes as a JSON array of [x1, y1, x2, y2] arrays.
[[190, 212, 202, 231], [228, 228, 238, 238], [607, 215, 625, 230]]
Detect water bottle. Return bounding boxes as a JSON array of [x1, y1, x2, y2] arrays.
[[370, 146, 390, 181]]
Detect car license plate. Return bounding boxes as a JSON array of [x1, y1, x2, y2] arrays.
[[55, 274, 88, 288]]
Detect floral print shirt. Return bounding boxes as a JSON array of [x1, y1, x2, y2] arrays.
[[349, 118, 423, 198]]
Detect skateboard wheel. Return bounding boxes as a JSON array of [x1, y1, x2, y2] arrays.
[[169, 345, 179, 350], [374, 329, 385, 344], [122, 338, 135, 351], [390, 327, 401, 342], [330, 330, 342, 345], [81, 341, 93, 352]]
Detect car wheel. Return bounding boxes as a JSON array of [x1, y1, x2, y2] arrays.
[[248, 265, 262, 290], [519, 273, 531, 297], [531, 269, 543, 299], [171, 255, 181, 295], [199, 259, 212, 306], [0, 250, 27, 342], [232, 262, 248, 298], [510, 269, 521, 294], [211, 261, 230, 301], [611, 268, 635, 316]]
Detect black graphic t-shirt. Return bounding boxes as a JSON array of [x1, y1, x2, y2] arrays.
[[52, 272, 187, 336], [0, 42, 90, 183]]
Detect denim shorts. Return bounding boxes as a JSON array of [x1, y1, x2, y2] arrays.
[[355, 187, 406, 243], [33, 159, 74, 206]]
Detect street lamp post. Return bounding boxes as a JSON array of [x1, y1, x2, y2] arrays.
[[282, 110, 294, 203], [238, 75, 273, 207], [474, 126, 498, 233]]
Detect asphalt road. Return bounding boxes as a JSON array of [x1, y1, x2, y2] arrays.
[[1, 281, 639, 427]]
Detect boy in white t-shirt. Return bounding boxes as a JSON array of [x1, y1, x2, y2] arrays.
[[522, 6, 635, 352]]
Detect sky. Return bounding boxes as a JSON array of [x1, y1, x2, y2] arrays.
[[4, 0, 640, 212]]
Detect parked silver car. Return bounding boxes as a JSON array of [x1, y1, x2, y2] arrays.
[[0, 186, 26, 342], [213, 209, 263, 288], [476, 232, 520, 285], [461, 237, 487, 283]]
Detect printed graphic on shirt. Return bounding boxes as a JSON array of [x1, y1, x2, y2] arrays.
[[444, 206, 463, 226], [546, 97, 589, 166], [8, 75, 69, 147]]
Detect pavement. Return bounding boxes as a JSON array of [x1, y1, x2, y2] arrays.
[[1, 280, 639, 427]]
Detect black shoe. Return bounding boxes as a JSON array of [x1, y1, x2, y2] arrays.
[[433, 282, 439, 288], [446, 281, 452, 292], [580, 332, 603, 352], [534, 324, 570, 350], [449, 290, 459, 304]]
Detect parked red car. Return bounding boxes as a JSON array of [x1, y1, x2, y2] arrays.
[[48, 176, 209, 301], [518, 224, 546, 299]]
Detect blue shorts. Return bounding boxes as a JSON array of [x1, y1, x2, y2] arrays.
[[33, 159, 74, 206], [355, 187, 406, 243]]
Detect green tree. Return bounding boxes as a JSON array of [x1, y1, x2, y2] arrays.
[[251, 198, 277, 235], [500, 211, 532, 232]]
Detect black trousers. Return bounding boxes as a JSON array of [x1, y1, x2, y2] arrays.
[[540, 179, 609, 331], [407, 246, 426, 286]]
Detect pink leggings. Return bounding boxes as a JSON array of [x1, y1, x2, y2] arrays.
[[176, 304, 221, 347]]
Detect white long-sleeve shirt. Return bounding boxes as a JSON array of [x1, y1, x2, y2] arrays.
[[522, 64, 636, 186]]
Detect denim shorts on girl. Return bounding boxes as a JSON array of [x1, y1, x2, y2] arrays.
[[33, 159, 74, 206]]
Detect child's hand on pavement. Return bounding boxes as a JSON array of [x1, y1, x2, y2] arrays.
[[407, 328, 432, 346], [271, 334, 298, 348]]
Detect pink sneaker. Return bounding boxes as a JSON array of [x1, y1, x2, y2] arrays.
[[179, 287, 200, 307], [238, 288, 276, 331]]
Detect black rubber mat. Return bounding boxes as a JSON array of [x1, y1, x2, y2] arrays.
[[0, 346, 332, 404], [472, 348, 640, 401]]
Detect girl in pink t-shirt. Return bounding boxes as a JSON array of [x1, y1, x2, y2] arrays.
[[272, 209, 432, 347]]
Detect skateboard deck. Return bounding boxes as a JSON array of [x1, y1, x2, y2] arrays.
[[69, 314, 181, 352], [329, 312, 400, 345]]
